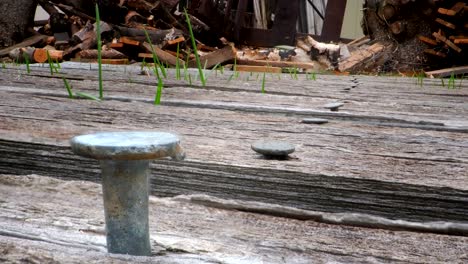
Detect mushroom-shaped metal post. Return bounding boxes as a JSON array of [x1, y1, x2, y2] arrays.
[[70, 132, 184, 256]]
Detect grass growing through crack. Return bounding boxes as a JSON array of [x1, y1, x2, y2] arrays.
[[23, 53, 30, 74], [261, 71, 266, 93], [47, 51, 58, 75], [62, 78, 74, 98], [415, 71, 424, 87], [95, 3, 104, 99], [143, 29, 165, 105], [184, 9, 205, 86], [176, 43, 181, 80]]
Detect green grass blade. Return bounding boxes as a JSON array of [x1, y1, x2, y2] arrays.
[[62, 77, 74, 98], [154, 78, 162, 105], [23, 53, 30, 74], [261, 72, 266, 93], [95, 3, 103, 99], [176, 43, 181, 80], [75, 91, 101, 101], [184, 9, 205, 86]]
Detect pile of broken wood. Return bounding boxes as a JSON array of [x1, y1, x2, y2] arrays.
[[1, 0, 467, 75]]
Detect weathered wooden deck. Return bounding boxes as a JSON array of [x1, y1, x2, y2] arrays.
[[0, 63, 467, 262]]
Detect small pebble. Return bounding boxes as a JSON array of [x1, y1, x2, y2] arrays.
[[251, 140, 295, 157], [301, 118, 329, 124], [323, 102, 344, 112]]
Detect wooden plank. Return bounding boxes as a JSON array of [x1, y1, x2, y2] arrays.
[[435, 18, 456, 30], [119, 36, 140, 46], [167, 36, 185, 45], [454, 38, 468, 44], [235, 65, 282, 73], [109, 42, 124, 49], [437, 7, 456, 16], [424, 48, 447, 58], [432, 32, 462, 53], [0, 66, 467, 226], [1, 175, 466, 263], [418, 35, 438, 46], [425, 65, 468, 78], [188, 45, 236, 68]]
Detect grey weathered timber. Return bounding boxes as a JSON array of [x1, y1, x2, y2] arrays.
[[1, 175, 467, 263], [0, 64, 467, 229]]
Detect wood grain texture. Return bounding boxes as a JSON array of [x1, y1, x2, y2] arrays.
[[1, 175, 467, 263], [0, 64, 467, 226]]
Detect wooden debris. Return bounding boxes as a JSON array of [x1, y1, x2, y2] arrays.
[[0, 34, 48, 57], [418, 35, 438, 46], [141, 42, 185, 66], [338, 43, 386, 72], [235, 65, 282, 73], [454, 39, 468, 44], [119, 36, 140, 46], [76, 49, 126, 60], [425, 65, 468, 78], [424, 49, 447, 58], [432, 32, 462, 53], [435, 18, 456, 30], [33, 48, 63, 63], [188, 45, 236, 69], [237, 59, 317, 70], [167, 36, 185, 46]]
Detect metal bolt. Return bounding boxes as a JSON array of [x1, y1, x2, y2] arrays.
[[70, 131, 185, 256]]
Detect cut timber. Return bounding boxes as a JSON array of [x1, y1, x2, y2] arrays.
[[119, 36, 140, 46], [115, 26, 184, 46], [33, 49, 63, 63], [338, 43, 385, 72], [424, 49, 447, 58], [109, 42, 124, 49], [76, 49, 126, 60], [167, 36, 185, 45], [418, 35, 438, 46], [437, 8, 456, 16], [454, 39, 468, 44], [435, 18, 456, 30], [450, 2, 466, 14], [0, 34, 48, 57], [237, 59, 317, 70], [425, 65, 468, 78], [432, 32, 462, 53], [188, 45, 236, 68], [141, 42, 185, 66], [235, 65, 282, 73]]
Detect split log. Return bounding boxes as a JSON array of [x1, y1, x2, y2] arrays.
[[237, 59, 318, 70], [141, 42, 185, 66], [188, 45, 236, 68], [76, 48, 126, 60], [33, 48, 64, 63]]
